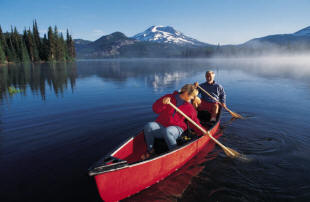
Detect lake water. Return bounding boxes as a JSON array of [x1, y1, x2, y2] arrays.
[[1, 58, 310, 202]]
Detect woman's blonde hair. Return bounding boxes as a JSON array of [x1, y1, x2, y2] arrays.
[[180, 84, 198, 96]]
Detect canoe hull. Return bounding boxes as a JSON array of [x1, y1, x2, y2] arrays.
[[92, 121, 221, 201]]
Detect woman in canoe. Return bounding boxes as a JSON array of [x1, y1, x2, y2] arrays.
[[142, 84, 205, 159]]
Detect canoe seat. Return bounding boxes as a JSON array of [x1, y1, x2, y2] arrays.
[[153, 129, 199, 155], [154, 138, 169, 154], [197, 110, 211, 123], [176, 129, 198, 145]]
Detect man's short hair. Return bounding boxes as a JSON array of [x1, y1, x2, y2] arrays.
[[205, 70, 215, 76]]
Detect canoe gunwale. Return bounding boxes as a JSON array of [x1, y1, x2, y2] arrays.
[[88, 156, 129, 176], [88, 136, 135, 176]]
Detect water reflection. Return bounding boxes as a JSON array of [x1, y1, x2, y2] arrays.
[[151, 72, 189, 90], [0, 62, 77, 100], [77, 58, 310, 87], [76, 59, 209, 91], [1, 58, 310, 102], [77, 59, 205, 78]]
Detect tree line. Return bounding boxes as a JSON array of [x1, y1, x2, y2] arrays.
[[0, 20, 75, 64]]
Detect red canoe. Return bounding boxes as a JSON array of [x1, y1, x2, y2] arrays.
[[89, 112, 222, 201]]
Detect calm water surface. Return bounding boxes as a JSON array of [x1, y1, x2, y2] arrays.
[[1, 58, 310, 202]]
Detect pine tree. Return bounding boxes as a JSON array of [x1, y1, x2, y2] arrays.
[[54, 26, 59, 60], [12, 27, 21, 59], [24, 28, 34, 62], [6, 28, 18, 62], [33, 38, 40, 62], [47, 26, 55, 61], [0, 26, 7, 64], [41, 34, 49, 61], [0, 26, 3, 44], [14, 28, 30, 62], [23, 28, 27, 41], [66, 29, 71, 60], [0, 26, 9, 62], [0, 41, 6, 64], [71, 35, 76, 58], [32, 20, 42, 61], [6, 38, 16, 62], [66, 29, 75, 61], [20, 40, 30, 62], [58, 33, 66, 61], [54, 26, 64, 61]]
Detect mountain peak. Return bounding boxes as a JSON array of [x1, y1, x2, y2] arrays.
[[95, 31, 130, 43], [133, 25, 206, 46], [293, 26, 310, 36], [146, 25, 179, 34]]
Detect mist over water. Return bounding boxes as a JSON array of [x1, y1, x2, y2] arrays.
[[210, 55, 310, 79], [1, 58, 310, 201]]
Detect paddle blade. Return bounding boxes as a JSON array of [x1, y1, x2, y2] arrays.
[[229, 110, 245, 119], [223, 147, 250, 161], [223, 147, 240, 158]]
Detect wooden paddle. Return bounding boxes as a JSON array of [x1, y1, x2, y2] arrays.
[[167, 101, 241, 158], [197, 85, 244, 119]]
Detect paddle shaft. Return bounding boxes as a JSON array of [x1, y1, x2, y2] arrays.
[[197, 85, 241, 118], [197, 85, 224, 107], [167, 102, 234, 155]]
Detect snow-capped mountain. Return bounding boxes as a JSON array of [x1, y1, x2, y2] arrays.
[[243, 25, 310, 46], [293, 26, 310, 36], [133, 26, 207, 46]]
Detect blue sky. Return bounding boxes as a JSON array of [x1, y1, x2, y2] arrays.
[[1, 0, 310, 45]]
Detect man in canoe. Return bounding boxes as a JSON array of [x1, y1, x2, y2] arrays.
[[142, 84, 205, 159], [194, 70, 226, 123]]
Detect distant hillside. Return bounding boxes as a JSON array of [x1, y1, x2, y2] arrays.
[[75, 25, 310, 59], [75, 31, 215, 58], [75, 32, 137, 58], [234, 26, 310, 55], [74, 39, 92, 45]]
